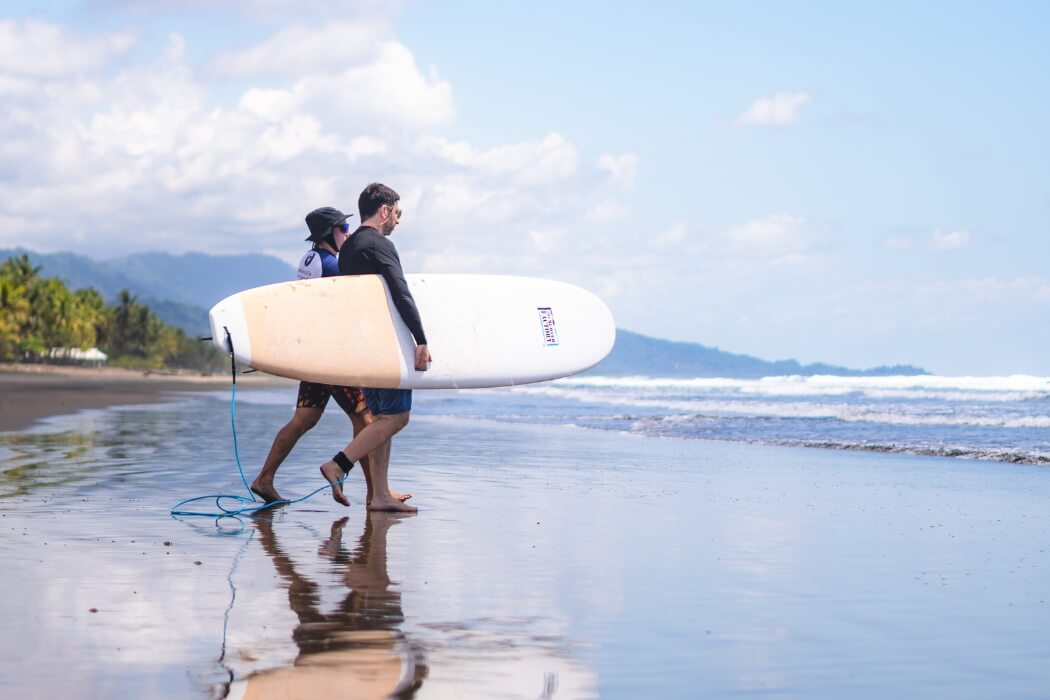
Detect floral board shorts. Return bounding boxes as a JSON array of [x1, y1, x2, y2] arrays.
[[296, 381, 369, 416]]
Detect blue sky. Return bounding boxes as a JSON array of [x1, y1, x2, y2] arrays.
[[1, 1, 1047, 374]]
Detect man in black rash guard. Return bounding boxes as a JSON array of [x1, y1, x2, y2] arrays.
[[319, 183, 430, 512]]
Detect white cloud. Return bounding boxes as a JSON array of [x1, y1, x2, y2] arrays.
[[527, 228, 565, 255], [930, 229, 970, 250], [0, 20, 470, 258], [653, 221, 688, 251], [422, 133, 577, 185], [237, 87, 300, 122], [585, 200, 627, 223], [722, 214, 810, 256], [228, 40, 455, 132], [597, 152, 638, 190], [0, 19, 136, 77], [303, 41, 456, 130], [343, 135, 387, 160], [584, 152, 639, 222], [737, 92, 812, 126], [209, 22, 386, 78]]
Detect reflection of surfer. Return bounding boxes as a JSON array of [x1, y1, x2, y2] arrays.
[[238, 513, 426, 698]]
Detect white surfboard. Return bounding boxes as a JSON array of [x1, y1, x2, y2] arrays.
[[208, 274, 615, 389]]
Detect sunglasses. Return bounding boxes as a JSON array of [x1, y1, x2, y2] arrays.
[[338, 222, 351, 233], [387, 204, 402, 220]]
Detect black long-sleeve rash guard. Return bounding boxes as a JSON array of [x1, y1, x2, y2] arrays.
[[339, 226, 428, 346]]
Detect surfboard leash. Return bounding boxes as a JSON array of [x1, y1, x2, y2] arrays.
[[170, 328, 351, 519]]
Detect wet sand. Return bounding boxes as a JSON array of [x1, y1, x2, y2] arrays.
[[1, 388, 1048, 698], [0, 364, 281, 432]]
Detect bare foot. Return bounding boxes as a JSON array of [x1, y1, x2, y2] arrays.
[[367, 496, 418, 513], [367, 491, 411, 505], [250, 480, 283, 503], [319, 462, 351, 507]]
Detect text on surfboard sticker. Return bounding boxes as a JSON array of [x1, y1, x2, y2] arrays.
[[538, 307, 559, 346]]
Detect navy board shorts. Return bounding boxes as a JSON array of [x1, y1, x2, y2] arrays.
[[363, 388, 412, 415], [297, 381, 368, 416]]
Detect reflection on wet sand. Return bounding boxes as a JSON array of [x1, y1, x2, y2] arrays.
[[0, 430, 99, 499], [226, 512, 426, 699]]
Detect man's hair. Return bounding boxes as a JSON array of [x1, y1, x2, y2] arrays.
[[358, 183, 399, 221]]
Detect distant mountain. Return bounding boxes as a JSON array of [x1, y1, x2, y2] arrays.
[[139, 298, 213, 337], [588, 329, 927, 378], [0, 248, 295, 310], [2, 248, 928, 377]]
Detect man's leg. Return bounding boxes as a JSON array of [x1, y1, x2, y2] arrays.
[[363, 415, 417, 513], [349, 410, 376, 500], [345, 411, 412, 506], [251, 405, 322, 502], [331, 386, 410, 505], [319, 412, 409, 507], [348, 412, 410, 505]]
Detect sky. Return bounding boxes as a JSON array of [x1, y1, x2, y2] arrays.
[[1, 1, 1047, 375]]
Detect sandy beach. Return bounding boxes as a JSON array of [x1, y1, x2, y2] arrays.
[[1, 384, 1048, 699], [0, 363, 282, 433]]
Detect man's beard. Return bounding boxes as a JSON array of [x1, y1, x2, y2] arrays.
[[382, 219, 396, 235]]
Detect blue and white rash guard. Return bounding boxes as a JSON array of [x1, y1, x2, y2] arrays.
[[297, 247, 340, 279]]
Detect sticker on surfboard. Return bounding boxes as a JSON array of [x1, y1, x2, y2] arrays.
[[538, 307, 559, 346]]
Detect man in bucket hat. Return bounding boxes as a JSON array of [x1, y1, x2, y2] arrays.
[[250, 206, 411, 507]]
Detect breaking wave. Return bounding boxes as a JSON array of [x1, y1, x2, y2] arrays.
[[542, 374, 1050, 401], [494, 374, 1050, 465]]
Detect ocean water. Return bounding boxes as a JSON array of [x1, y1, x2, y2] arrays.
[[2, 381, 1049, 698], [402, 374, 1050, 465]]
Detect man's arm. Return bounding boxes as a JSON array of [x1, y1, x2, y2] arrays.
[[373, 237, 428, 347]]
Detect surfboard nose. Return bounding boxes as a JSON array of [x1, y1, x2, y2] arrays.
[[208, 294, 253, 366]]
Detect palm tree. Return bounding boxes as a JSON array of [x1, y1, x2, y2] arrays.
[[0, 276, 27, 360], [1, 254, 41, 288]]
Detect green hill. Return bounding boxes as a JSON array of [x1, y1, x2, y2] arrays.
[[1, 248, 296, 338]]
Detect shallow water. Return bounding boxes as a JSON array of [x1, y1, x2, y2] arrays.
[[399, 375, 1050, 464], [1, 388, 1049, 699]]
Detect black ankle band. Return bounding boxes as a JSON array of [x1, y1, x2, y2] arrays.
[[333, 452, 354, 474]]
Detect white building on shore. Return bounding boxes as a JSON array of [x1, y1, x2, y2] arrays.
[[45, 347, 109, 366]]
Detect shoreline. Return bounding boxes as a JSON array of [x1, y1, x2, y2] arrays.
[[0, 363, 285, 433]]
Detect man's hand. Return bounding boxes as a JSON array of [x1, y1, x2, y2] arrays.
[[414, 344, 432, 371]]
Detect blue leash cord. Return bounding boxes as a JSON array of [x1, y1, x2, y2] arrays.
[[170, 331, 349, 518]]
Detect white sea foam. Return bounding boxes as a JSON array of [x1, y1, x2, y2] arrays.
[[547, 374, 1050, 401], [763, 440, 1050, 465], [510, 385, 1050, 428], [203, 388, 296, 406]]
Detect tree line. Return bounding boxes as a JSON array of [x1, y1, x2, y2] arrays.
[[0, 254, 225, 372]]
